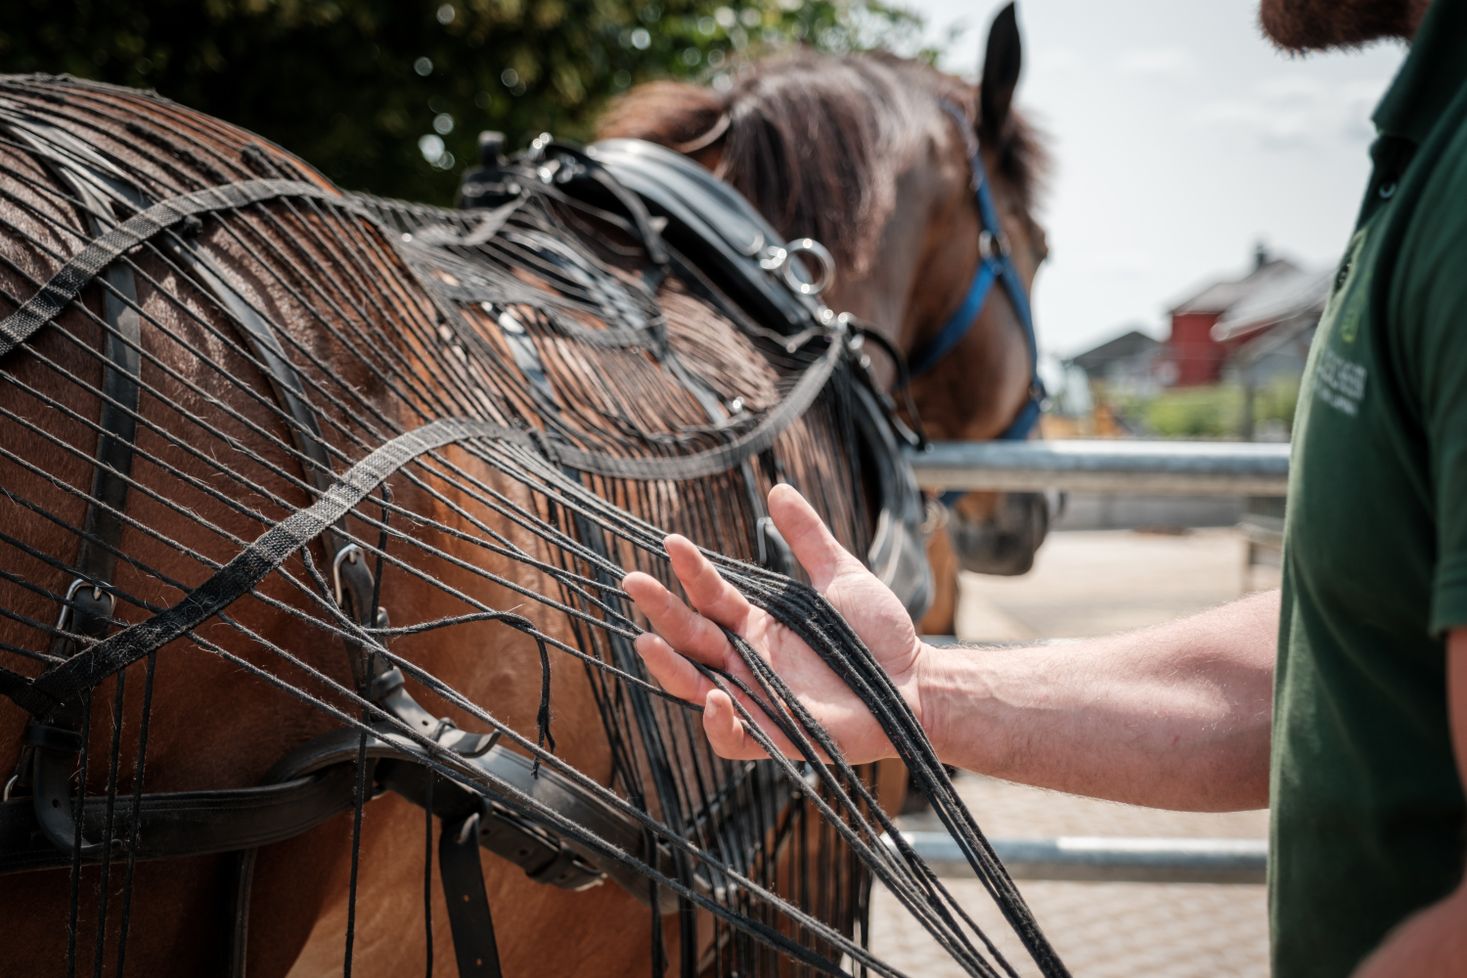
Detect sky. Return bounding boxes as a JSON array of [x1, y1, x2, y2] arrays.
[[905, 0, 1408, 357]]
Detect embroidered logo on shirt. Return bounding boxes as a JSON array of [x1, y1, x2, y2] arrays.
[[1306, 228, 1373, 417], [1315, 347, 1367, 416]]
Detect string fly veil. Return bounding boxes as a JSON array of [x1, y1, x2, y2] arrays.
[[0, 75, 1066, 978]]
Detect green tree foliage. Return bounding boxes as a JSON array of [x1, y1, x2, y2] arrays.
[[0, 1, 927, 203]]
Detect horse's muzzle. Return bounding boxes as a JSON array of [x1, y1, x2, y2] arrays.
[[949, 491, 1054, 577]]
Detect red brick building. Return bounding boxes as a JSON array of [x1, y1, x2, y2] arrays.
[[1161, 246, 1300, 387]]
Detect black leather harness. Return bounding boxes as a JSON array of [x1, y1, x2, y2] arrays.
[[0, 119, 936, 977], [461, 135, 934, 615], [0, 119, 707, 978]]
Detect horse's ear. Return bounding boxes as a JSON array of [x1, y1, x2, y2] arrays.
[[979, 2, 1023, 145]]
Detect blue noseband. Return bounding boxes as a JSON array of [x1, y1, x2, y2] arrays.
[[907, 100, 1045, 509]]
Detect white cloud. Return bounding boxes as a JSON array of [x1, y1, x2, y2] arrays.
[[1193, 72, 1385, 153], [1094, 249, 1152, 278], [1253, 76, 1328, 102], [1115, 46, 1195, 81]]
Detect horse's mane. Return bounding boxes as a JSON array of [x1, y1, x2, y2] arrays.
[[598, 51, 1047, 273]]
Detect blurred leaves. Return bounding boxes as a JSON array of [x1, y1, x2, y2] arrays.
[[1109, 380, 1300, 439], [0, 1, 928, 203]]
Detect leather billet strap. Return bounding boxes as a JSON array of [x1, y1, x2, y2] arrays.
[[2, 120, 147, 855], [440, 811, 503, 978]]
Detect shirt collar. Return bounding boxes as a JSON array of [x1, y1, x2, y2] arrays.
[[1372, 0, 1467, 143]]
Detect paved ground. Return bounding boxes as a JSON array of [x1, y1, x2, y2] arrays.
[[868, 528, 1278, 977]]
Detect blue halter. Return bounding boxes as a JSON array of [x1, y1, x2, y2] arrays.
[[907, 102, 1045, 510]]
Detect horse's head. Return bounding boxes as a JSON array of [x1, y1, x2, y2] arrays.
[[599, 4, 1052, 580]]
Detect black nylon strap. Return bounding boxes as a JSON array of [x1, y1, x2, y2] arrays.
[[7, 343, 846, 716], [0, 177, 341, 357], [551, 335, 842, 482], [17, 419, 534, 716]]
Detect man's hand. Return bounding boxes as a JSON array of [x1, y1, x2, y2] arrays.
[[626, 484, 1278, 811], [621, 483, 925, 763]]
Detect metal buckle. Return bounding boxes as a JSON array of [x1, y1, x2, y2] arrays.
[[331, 544, 364, 607], [979, 228, 1009, 261], [55, 577, 114, 633]]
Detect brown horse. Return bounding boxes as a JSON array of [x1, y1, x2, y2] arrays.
[[598, 6, 1054, 636], [0, 19, 1058, 978]]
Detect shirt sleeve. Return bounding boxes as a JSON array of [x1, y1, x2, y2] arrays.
[[1396, 123, 1467, 634]]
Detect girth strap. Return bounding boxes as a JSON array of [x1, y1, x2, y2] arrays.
[[439, 812, 504, 978]]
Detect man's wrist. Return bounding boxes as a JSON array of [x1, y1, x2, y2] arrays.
[[915, 642, 995, 771]]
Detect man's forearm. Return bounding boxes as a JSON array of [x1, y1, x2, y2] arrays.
[[919, 589, 1279, 811]]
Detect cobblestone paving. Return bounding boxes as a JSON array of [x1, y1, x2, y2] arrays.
[[870, 776, 1270, 977], [869, 528, 1275, 977]]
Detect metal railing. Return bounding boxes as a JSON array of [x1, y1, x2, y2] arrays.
[[899, 438, 1282, 884], [907, 439, 1290, 496], [890, 831, 1267, 885]]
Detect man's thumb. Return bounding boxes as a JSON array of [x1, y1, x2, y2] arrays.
[[767, 484, 864, 591]]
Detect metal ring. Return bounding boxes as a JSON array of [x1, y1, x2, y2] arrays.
[[979, 228, 1008, 261], [2, 773, 18, 802], [331, 544, 364, 607], [781, 238, 835, 296]]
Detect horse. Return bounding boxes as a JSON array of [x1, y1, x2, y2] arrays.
[[598, 4, 1054, 637], [0, 13, 1062, 978]]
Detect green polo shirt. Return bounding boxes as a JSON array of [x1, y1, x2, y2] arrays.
[[1271, 2, 1467, 974]]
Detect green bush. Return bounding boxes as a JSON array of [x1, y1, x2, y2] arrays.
[[1142, 385, 1245, 438], [1106, 379, 1301, 439]]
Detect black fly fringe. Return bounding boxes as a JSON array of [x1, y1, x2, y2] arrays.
[[0, 75, 1067, 978]]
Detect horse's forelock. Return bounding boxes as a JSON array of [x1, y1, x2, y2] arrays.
[[596, 80, 728, 153]]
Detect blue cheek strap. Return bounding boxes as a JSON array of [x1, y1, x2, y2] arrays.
[[906, 258, 999, 377], [906, 100, 1047, 467]]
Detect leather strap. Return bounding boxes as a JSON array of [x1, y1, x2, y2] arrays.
[[0, 119, 148, 854], [584, 138, 826, 334], [904, 101, 1044, 444], [440, 812, 503, 978], [0, 766, 360, 874]]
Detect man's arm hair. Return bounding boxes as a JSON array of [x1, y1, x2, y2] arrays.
[[918, 589, 1279, 811]]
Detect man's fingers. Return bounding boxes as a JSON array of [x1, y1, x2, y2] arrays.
[[767, 484, 864, 591], [665, 534, 752, 627], [622, 571, 733, 667], [632, 633, 715, 704], [703, 690, 775, 760], [702, 689, 828, 763]]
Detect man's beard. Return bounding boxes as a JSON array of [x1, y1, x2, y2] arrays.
[[1259, 0, 1424, 52]]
